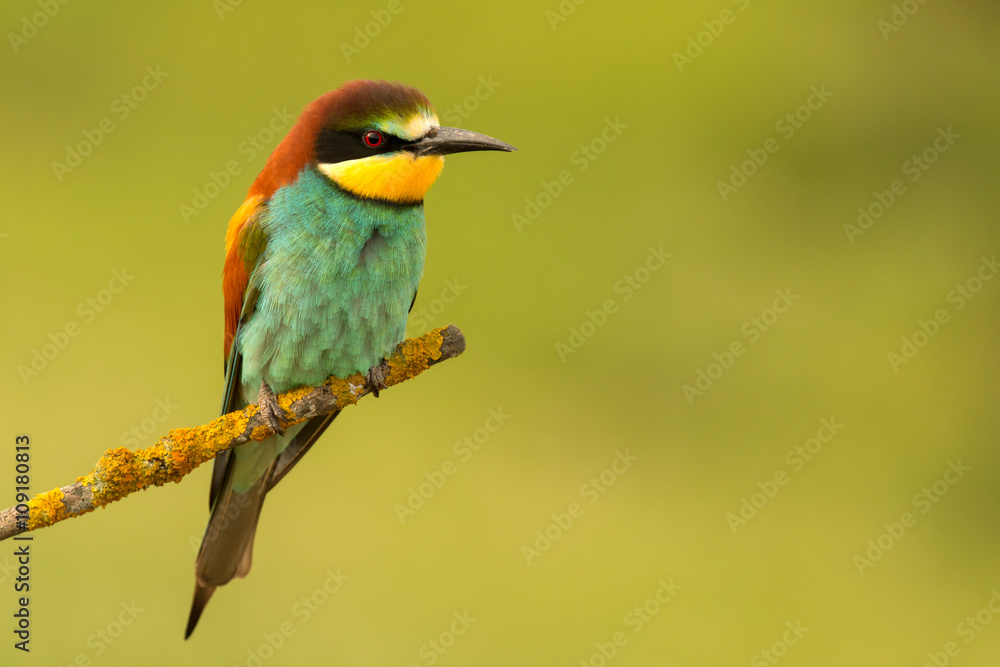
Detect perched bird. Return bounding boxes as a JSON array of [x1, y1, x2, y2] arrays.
[[185, 80, 514, 638]]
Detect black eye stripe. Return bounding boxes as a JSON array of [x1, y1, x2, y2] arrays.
[[314, 128, 410, 164]]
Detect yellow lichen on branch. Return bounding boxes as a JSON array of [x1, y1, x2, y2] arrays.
[[27, 488, 72, 531], [388, 328, 445, 382], [0, 325, 466, 541]]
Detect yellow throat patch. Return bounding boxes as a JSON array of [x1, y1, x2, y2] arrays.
[[318, 152, 445, 204]]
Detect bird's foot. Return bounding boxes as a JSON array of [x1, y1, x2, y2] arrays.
[[257, 381, 289, 436], [366, 364, 388, 398]]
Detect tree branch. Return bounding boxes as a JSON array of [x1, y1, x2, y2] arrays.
[[0, 325, 466, 541]]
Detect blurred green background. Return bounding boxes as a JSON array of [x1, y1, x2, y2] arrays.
[[3, 0, 1000, 665]]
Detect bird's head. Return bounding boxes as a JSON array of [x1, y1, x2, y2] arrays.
[[250, 80, 514, 205]]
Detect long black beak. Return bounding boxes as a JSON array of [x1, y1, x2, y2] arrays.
[[409, 126, 516, 157]]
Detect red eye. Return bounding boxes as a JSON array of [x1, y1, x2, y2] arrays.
[[363, 131, 384, 148]]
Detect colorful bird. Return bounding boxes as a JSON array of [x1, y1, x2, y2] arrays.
[[185, 80, 514, 638]]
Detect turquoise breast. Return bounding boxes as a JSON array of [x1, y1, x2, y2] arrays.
[[237, 167, 426, 399]]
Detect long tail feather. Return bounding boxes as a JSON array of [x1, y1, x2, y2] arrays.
[[185, 583, 215, 639], [184, 455, 275, 638]]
